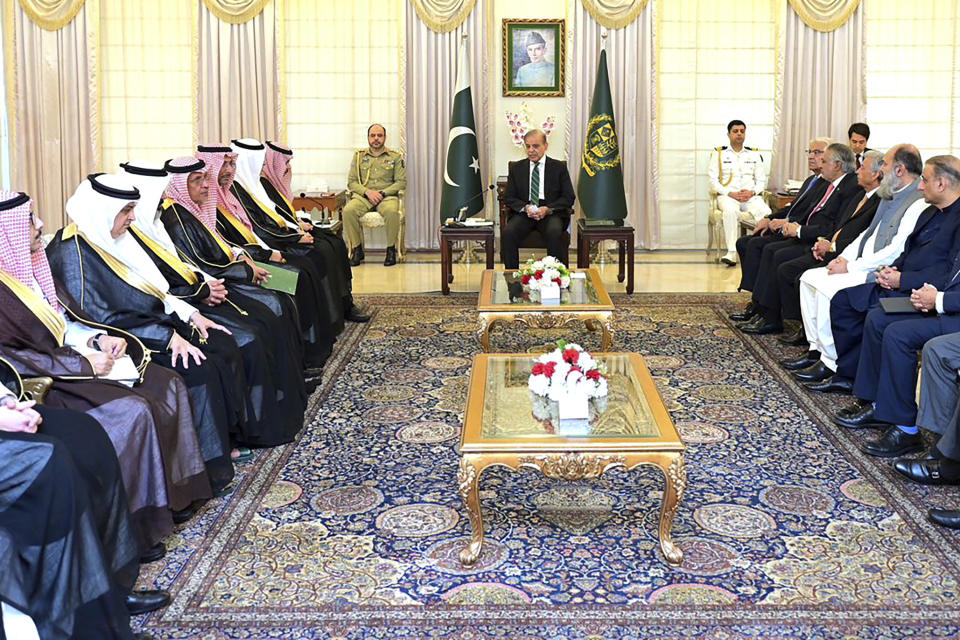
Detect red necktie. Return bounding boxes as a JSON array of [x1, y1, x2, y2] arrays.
[[806, 183, 836, 224]]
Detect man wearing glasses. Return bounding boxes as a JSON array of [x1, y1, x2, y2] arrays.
[[729, 138, 832, 323]]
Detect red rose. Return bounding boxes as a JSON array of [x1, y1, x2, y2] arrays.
[[531, 362, 544, 376], [535, 269, 544, 279], [542, 361, 557, 377], [563, 348, 579, 364], [521, 274, 531, 285], [553, 278, 562, 286], [586, 369, 602, 381]]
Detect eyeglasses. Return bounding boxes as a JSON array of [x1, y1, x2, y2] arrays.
[[805, 149, 825, 155]]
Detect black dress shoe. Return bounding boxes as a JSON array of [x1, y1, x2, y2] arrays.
[[383, 246, 397, 266], [778, 327, 807, 346], [729, 303, 757, 322], [736, 315, 763, 331], [928, 508, 960, 530], [861, 426, 924, 458], [349, 246, 364, 266], [741, 320, 783, 335], [793, 361, 834, 382], [125, 589, 171, 615], [835, 404, 891, 430], [139, 542, 165, 564], [780, 351, 821, 370], [346, 306, 371, 323], [172, 504, 197, 525], [893, 458, 960, 485], [838, 399, 871, 418], [803, 376, 854, 394]]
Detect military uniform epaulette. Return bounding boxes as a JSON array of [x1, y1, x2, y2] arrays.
[[745, 146, 758, 151], [715, 146, 727, 151]]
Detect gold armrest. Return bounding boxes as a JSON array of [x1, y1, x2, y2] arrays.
[[21, 377, 54, 404]]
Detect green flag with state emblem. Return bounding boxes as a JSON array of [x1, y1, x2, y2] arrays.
[[440, 39, 484, 221], [577, 49, 627, 222]]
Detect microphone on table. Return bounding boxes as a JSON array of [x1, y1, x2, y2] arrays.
[[299, 192, 329, 223], [454, 185, 496, 223]]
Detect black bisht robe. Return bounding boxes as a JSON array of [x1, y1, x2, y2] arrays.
[[0, 431, 134, 640], [46, 228, 244, 493], [0, 280, 210, 548], [260, 177, 355, 315], [230, 180, 345, 333], [215, 200, 335, 367], [130, 225, 306, 445]]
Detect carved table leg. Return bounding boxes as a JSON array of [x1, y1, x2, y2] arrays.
[[476, 314, 492, 352], [655, 454, 686, 566], [458, 456, 485, 566], [600, 316, 614, 351]]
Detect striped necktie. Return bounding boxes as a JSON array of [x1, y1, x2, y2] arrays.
[[530, 162, 541, 207], [806, 183, 836, 223]]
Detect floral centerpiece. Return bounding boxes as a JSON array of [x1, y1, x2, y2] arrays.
[[528, 340, 608, 402], [518, 255, 571, 291]]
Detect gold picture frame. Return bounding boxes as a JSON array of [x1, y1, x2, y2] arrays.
[[502, 19, 565, 97]]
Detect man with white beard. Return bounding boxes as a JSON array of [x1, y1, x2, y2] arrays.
[[788, 145, 928, 392]]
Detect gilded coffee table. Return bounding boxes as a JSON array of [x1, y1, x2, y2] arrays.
[[476, 268, 615, 352], [458, 352, 686, 567]]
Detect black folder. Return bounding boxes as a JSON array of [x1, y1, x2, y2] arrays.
[[880, 297, 921, 314]]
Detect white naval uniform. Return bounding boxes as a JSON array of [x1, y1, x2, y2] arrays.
[[708, 145, 771, 251], [798, 190, 927, 371]]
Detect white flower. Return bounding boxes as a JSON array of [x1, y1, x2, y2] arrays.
[[528, 374, 550, 396], [559, 275, 570, 288]]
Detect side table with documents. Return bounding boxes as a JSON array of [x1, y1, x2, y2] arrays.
[[439, 223, 495, 295]]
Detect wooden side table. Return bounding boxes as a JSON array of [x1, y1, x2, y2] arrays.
[[439, 226, 495, 295], [576, 220, 635, 294], [292, 191, 347, 219]]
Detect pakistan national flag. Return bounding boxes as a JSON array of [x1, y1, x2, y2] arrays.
[[577, 50, 627, 221], [439, 40, 484, 221]]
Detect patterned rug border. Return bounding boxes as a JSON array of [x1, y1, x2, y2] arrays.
[[139, 293, 960, 635]]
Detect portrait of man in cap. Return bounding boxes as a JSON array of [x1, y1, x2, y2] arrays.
[[514, 30, 556, 87]]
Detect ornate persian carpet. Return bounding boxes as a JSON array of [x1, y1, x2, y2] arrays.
[[135, 293, 960, 639]]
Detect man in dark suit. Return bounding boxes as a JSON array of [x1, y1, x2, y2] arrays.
[[729, 139, 831, 322], [738, 143, 862, 334], [891, 332, 960, 529], [848, 122, 871, 169], [776, 150, 883, 348], [834, 156, 960, 457], [501, 129, 575, 269]]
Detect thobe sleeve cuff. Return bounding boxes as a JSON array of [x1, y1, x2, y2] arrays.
[[167, 297, 199, 324], [936, 292, 945, 314], [63, 318, 104, 349]]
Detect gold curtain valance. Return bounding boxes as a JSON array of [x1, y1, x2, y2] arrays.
[[579, 0, 648, 30], [409, 0, 476, 33], [202, 0, 270, 24], [15, 0, 86, 30], [788, 0, 861, 32]]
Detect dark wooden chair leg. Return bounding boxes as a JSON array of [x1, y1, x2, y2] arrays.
[[626, 236, 635, 294], [617, 238, 626, 283]]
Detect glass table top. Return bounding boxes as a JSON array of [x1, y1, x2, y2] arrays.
[[483, 270, 610, 309], [476, 354, 663, 441]]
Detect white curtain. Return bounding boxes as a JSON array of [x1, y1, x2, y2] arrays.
[[197, 0, 278, 144], [570, 0, 659, 248], [404, 0, 489, 250], [770, 1, 865, 188], [864, 0, 960, 157], [4, 0, 99, 228], [282, 0, 403, 196], [100, 0, 195, 170]]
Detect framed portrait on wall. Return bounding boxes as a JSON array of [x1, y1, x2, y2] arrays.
[[502, 19, 565, 97]]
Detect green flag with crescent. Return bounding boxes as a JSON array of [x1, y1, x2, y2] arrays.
[[440, 40, 484, 221], [577, 49, 627, 221]]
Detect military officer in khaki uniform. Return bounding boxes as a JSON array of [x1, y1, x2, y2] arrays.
[[343, 124, 407, 266], [709, 119, 771, 265]]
